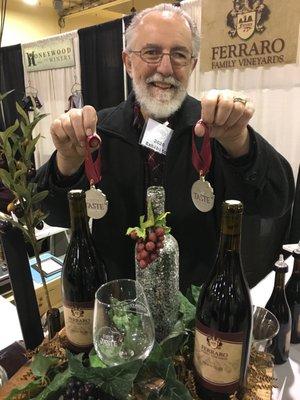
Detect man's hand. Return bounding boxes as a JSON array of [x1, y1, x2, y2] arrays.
[[195, 89, 255, 158], [50, 105, 100, 176]]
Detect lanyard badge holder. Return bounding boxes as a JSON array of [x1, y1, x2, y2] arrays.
[[85, 133, 108, 219], [191, 120, 215, 212]]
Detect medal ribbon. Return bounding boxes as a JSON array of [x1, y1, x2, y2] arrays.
[[84, 134, 101, 185], [192, 119, 212, 177]]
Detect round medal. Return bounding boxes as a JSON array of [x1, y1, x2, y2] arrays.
[[191, 177, 215, 212], [85, 187, 108, 219]]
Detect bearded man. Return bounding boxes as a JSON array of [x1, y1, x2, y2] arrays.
[[36, 4, 294, 292]]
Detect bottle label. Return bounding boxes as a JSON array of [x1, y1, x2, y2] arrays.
[[194, 321, 244, 392], [63, 300, 94, 347]]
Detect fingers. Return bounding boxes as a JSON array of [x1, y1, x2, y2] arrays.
[[50, 105, 98, 149], [200, 90, 254, 133]]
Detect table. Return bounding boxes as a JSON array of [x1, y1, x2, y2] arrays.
[[0, 256, 299, 399]]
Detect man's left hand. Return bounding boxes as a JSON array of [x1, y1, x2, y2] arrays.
[[195, 89, 255, 158]]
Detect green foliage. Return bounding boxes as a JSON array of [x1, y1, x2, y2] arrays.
[[126, 201, 171, 240], [0, 91, 48, 242], [5, 288, 202, 400]]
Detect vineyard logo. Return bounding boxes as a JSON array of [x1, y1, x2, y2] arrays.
[[71, 307, 84, 318], [227, 0, 270, 40], [207, 336, 222, 349]]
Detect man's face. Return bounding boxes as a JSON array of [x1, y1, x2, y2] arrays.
[[123, 11, 197, 119]]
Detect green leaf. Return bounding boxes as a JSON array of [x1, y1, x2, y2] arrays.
[[151, 378, 193, 400], [0, 119, 19, 140], [89, 348, 106, 368], [0, 89, 14, 102], [31, 353, 60, 377], [4, 378, 44, 400], [0, 168, 13, 189], [25, 134, 41, 160], [178, 292, 196, 326], [29, 113, 48, 131], [31, 190, 49, 204], [16, 101, 30, 124], [160, 331, 189, 358], [68, 351, 142, 399], [34, 368, 71, 400], [185, 285, 203, 306]]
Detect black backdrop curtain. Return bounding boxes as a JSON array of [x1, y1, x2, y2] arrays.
[[0, 44, 25, 131], [79, 19, 124, 111], [123, 14, 134, 97]]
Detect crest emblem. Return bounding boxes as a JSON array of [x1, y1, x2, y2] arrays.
[[227, 0, 270, 40], [207, 336, 222, 349]]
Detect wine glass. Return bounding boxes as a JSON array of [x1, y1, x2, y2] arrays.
[[93, 279, 155, 366]]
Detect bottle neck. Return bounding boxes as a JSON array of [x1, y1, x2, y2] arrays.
[[146, 186, 165, 217], [274, 270, 286, 290], [219, 210, 242, 252], [292, 257, 300, 274], [70, 198, 90, 236]]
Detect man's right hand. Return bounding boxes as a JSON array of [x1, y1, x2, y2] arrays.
[[50, 105, 100, 176]]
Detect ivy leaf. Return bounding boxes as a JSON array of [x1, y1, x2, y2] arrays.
[[160, 331, 189, 358], [16, 101, 30, 124], [89, 348, 106, 368], [34, 369, 71, 400], [31, 353, 60, 377], [150, 378, 193, 400], [185, 285, 203, 306], [5, 378, 44, 400]]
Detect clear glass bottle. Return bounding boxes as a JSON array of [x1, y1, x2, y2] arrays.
[[135, 186, 179, 342], [265, 254, 291, 364], [285, 242, 300, 344]]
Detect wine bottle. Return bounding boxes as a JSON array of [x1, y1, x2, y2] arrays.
[[194, 200, 252, 400], [285, 244, 300, 343], [62, 189, 107, 353], [265, 254, 291, 364], [135, 186, 179, 342]]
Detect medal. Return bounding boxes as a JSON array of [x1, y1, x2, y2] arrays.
[[86, 184, 108, 219], [191, 119, 214, 212], [84, 134, 108, 219], [191, 175, 215, 212]]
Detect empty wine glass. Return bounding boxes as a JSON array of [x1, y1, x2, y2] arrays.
[[93, 279, 155, 366]]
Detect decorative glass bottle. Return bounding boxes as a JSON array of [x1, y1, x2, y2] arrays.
[[135, 186, 179, 342]]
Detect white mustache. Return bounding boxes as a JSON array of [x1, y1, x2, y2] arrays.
[[145, 74, 180, 88]]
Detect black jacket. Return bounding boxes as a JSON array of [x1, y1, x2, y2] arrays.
[[36, 93, 295, 292]]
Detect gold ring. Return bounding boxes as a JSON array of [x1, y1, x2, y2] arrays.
[[233, 97, 247, 106]]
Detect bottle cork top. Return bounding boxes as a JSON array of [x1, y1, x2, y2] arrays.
[[274, 254, 288, 273]]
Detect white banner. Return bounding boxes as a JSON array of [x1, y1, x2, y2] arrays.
[[23, 38, 75, 72]]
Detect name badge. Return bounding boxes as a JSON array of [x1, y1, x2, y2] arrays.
[[140, 118, 173, 155]]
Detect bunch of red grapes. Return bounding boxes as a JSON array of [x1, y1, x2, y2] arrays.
[[130, 227, 165, 269]]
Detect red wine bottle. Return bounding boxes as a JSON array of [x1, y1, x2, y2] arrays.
[[194, 200, 252, 400], [62, 189, 107, 353], [265, 255, 291, 364], [285, 244, 300, 344]]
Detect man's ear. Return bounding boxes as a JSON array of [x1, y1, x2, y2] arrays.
[[191, 57, 198, 72], [122, 51, 133, 78]]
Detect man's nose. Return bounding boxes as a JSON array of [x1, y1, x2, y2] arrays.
[[156, 53, 174, 76]]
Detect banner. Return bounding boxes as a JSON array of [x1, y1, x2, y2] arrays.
[[200, 0, 300, 72], [23, 38, 75, 72]]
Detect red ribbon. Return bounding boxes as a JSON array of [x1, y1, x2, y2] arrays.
[[84, 136, 101, 185], [192, 119, 212, 177]]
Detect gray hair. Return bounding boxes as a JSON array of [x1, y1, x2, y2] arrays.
[[125, 3, 200, 57]]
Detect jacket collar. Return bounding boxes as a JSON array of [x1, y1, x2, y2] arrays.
[[98, 91, 201, 145]]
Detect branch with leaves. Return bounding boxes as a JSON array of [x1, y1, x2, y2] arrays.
[[0, 91, 52, 312]]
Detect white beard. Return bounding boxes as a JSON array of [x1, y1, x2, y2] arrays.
[[132, 73, 187, 119]]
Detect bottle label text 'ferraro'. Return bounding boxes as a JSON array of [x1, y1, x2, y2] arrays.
[[194, 322, 244, 391], [63, 303, 94, 347]]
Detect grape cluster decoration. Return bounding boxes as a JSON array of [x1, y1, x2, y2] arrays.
[[126, 200, 171, 269]]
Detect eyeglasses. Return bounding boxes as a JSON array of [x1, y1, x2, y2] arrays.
[[129, 47, 194, 67]]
